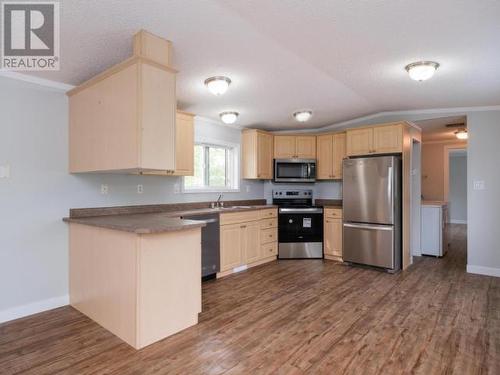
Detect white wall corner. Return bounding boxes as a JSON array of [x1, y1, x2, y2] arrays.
[[0, 295, 69, 324], [467, 265, 500, 278]]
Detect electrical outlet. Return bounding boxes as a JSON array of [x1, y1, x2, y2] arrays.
[[174, 183, 180, 194], [101, 184, 109, 194], [473, 180, 485, 190], [0, 165, 10, 178], [246, 185, 251, 193], [137, 184, 144, 194]]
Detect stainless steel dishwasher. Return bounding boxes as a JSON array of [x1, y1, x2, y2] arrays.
[[182, 213, 220, 280]]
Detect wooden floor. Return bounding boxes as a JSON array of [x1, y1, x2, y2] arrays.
[[1, 225, 499, 374]]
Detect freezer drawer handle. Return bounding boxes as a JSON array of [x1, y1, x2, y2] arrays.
[[343, 223, 393, 231]]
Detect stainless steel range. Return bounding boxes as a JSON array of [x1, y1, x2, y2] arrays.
[[273, 189, 323, 259]]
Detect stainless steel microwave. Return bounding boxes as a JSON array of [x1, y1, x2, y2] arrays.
[[274, 159, 316, 183]]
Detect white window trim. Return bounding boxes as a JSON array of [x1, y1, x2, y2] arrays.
[[182, 137, 241, 194]]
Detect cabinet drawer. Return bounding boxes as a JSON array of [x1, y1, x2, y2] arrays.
[[260, 228, 277, 244], [259, 209, 277, 219], [325, 208, 343, 219], [261, 242, 278, 257], [260, 218, 277, 229], [220, 210, 259, 225]]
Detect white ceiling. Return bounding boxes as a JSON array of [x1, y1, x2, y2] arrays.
[[31, 0, 500, 130], [416, 115, 467, 142]]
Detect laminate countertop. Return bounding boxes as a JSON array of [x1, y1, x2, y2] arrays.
[[315, 199, 343, 209], [63, 205, 277, 234]]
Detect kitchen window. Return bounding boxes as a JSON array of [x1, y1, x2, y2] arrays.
[[183, 142, 240, 192]]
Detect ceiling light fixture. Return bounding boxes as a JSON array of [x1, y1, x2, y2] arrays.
[[293, 110, 312, 122], [405, 61, 440, 81], [455, 129, 468, 140], [220, 111, 239, 124], [204, 76, 231, 96]]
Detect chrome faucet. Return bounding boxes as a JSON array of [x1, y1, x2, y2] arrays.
[[216, 194, 224, 208]]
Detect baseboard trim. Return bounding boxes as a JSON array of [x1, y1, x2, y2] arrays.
[[467, 265, 500, 278], [0, 295, 69, 324], [449, 219, 467, 224]]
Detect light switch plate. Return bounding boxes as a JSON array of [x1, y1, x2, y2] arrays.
[[0, 165, 10, 178], [473, 180, 485, 190], [101, 184, 109, 194]]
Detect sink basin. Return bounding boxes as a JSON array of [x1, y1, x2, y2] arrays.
[[228, 206, 252, 209]]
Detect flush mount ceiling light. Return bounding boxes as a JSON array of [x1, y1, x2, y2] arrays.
[[405, 61, 440, 81], [220, 111, 239, 124], [455, 129, 468, 140], [293, 110, 312, 122], [204, 76, 231, 96]]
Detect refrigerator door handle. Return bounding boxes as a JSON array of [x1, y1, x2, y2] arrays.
[[343, 223, 393, 231], [388, 165, 393, 210]]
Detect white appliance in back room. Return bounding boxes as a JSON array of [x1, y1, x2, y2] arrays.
[[342, 156, 403, 272]]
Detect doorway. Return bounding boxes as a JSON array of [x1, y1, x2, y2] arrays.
[[446, 148, 467, 224]]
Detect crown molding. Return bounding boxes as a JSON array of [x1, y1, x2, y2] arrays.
[[0, 71, 75, 91]]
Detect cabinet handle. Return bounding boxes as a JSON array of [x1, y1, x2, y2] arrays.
[[241, 225, 246, 228]]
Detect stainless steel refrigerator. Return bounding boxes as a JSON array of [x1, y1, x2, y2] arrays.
[[343, 156, 402, 272]]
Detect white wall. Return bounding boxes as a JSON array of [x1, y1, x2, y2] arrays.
[[0, 76, 264, 322], [449, 155, 467, 223]]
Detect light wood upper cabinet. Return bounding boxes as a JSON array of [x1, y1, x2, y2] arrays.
[[274, 136, 296, 159], [317, 135, 333, 179], [316, 133, 345, 180], [274, 135, 316, 159], [346, 124, 403, 156], [332, 133, 346, 178], [242, 129, 273, 179], [295, 136, 316, 158], [346, 128, 373, 156], [68, 31, 177, 173], [172, 111, 194, 176], [372, 124, 403, 154]]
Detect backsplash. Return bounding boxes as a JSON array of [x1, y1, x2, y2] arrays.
[[263, 180, 342, 203]]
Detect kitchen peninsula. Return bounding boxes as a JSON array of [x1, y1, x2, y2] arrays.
[[64, 211, 206, 349]]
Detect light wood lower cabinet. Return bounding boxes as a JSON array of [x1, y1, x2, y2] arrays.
[[219, 209, 278, 276], [324, 208, 343, 261], [220, 223, 244, 271]]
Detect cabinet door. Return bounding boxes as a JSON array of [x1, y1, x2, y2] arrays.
[[316, 135, 333, 179], [332, 133, 346, 179], [274, 136, 296, 159], [173, 112, 194, 176], [244, 222, 261, 264], [346, 128, 373, 156], [324, 218, 343, 258], [296, 136, 316, 159], [257, 132, 273, 179], [220, 224, 243, 272], [373, 125, 403, 154]]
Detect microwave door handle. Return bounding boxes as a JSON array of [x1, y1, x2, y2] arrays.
[[307, 164, 311, 178]]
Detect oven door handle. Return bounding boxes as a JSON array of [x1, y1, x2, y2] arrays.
[[279, 208, 323, 214]]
